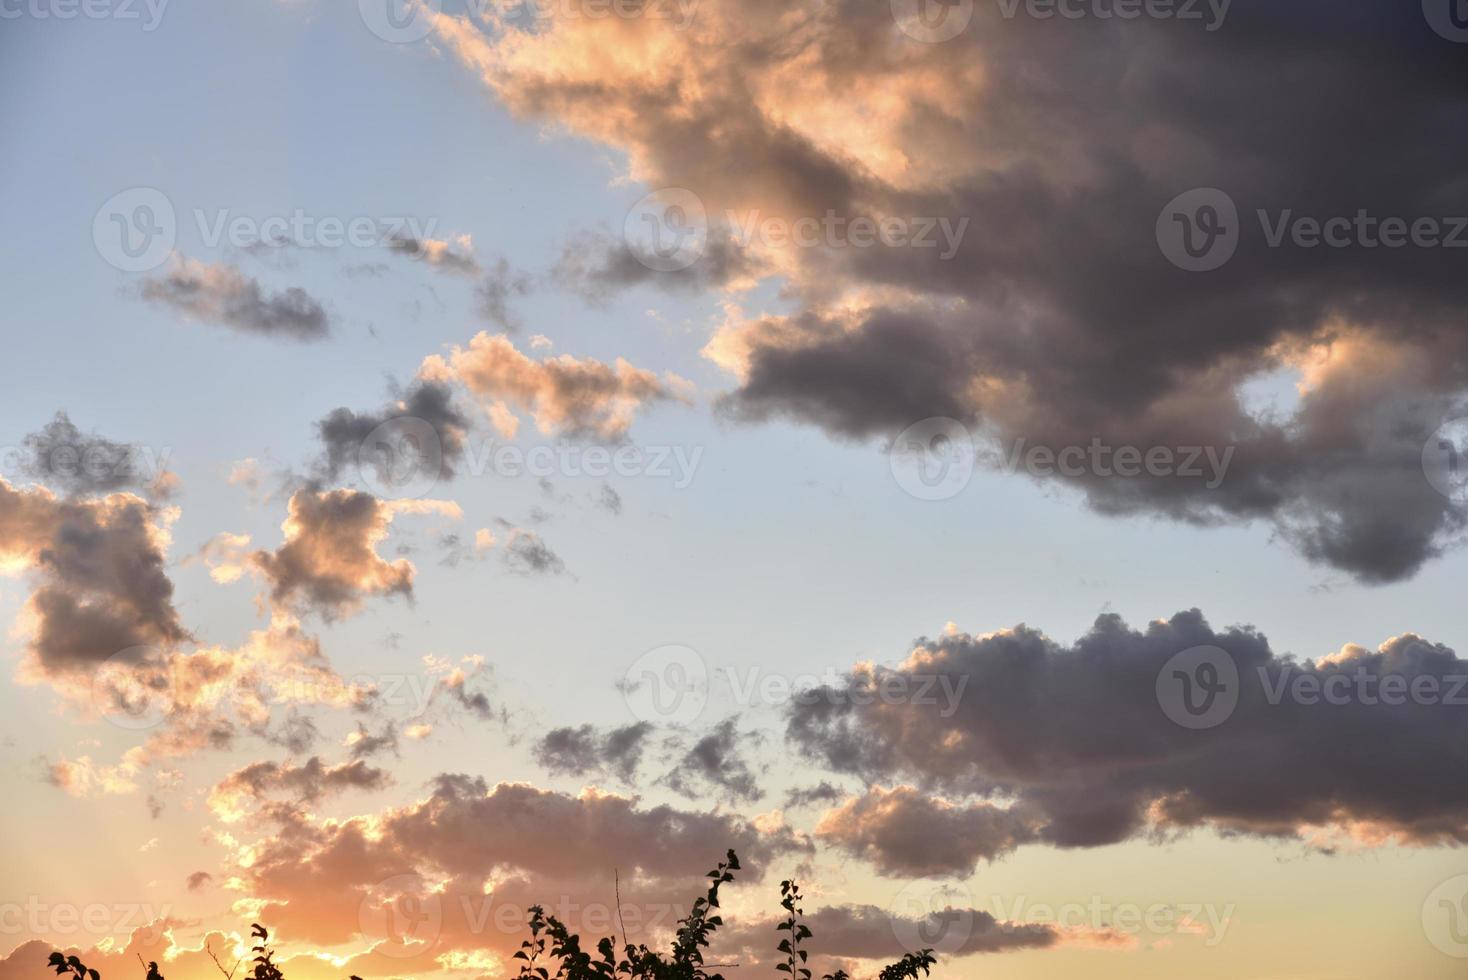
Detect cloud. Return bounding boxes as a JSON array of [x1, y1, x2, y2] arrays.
[[0, 478, 188, 677], [386, 232, 481, 277], [500, 525, 566, 576], [534, 722, 653, 782], [233, 776, 812, 958], [251, 489, 431, 620], [208, 756, 393, 823], [422, 0, 1468, 582], [185, 871, 213, 891], [314, 378, 472, 489], [140, 256, 329, 341], [420, 332, 690, 441], [662, 716, 765, 803], [712, 903, 1059, 968], [816, 786, 1039, 877], [475, 257, 533, 329], [13, 412, 172, 499], [786, 609, 1468, 865]]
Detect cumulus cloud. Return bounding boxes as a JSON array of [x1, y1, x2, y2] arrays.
[[420, 332, 690, 441], [0, 478, 188, 678], [140, 256, 329, 341], [251, 489, 452, 620], [232, 775, 811, 959], [422, 0, 1468, 582], [787, 609, 1468, 867], [314, 378, 472, 489]]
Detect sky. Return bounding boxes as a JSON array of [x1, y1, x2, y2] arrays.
[[1, 0, 1468, 978]]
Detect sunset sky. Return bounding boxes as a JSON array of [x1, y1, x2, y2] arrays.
[[2, 1, 1468, 978]]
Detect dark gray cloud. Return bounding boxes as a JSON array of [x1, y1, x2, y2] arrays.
[[783, 781, 847, 810], [185, 871, 213, 891], [14, 413, 164, 498], [314, 378, 472, 488], [552, 229, 758, 306], [346, 721, 400, 760], [534, 721, 653, 781], [140, 257, 329, 341], [787, 609, 1468, 872], [436, 0, 1468, 582], [0, 478, 189, 675], [663, 716, 765, 803]]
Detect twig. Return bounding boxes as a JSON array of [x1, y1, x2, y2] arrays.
[[614, 869, 629, 950], [204, 941, 242, 980]]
